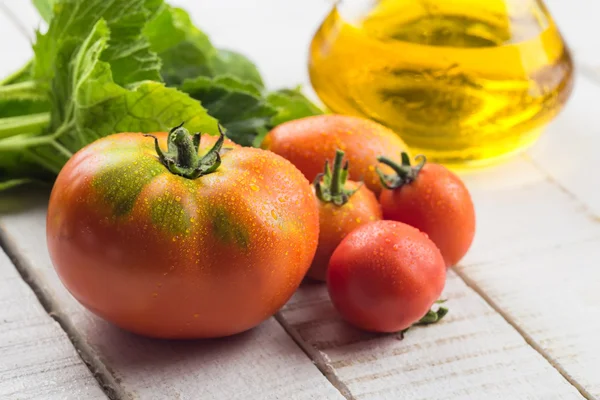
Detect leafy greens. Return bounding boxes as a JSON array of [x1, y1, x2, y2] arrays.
[[0, 0, 322, 190]]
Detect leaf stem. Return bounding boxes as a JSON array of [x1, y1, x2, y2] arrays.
[[0, 80, 46, 101], [0, 178, 36, 191], [0, 133, 49, 149], [52, 141, 74, 159], [0, 59, 32, 86], [0, 112, 51, 139], [23, 149, 63, 175]]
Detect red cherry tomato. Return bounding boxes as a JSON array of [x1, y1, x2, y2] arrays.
[[377, 153, 476, 267], [307, 149, 382, 281], [327, 220, 447, 333]]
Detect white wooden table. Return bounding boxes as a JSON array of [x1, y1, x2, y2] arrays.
[[1, 1, 599, 399]]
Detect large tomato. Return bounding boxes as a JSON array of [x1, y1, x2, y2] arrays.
[[47, 125, 319, 339]]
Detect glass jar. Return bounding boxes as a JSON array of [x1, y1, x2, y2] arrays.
[[308, 0, 574, 167]]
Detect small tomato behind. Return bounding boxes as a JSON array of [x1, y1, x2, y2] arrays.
[[327, 220, 447, 333], [307, 149, 381, 281], [261, 114, 410, 195], [377, 153, 476, 267]]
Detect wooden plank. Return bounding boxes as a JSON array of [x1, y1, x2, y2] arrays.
[[458, 241, 600, 398], [455, 73, 600, 397], [460, 156, 600, 267], [0, 192, 345, 400], [527, 73, 600, 216], [279, 271, 583, 399], [0, 242, 107, 399]]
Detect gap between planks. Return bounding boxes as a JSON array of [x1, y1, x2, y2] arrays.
[[274, 312, 355, 400], [0, 227, 124, 400], [452, 266, 594, 400]]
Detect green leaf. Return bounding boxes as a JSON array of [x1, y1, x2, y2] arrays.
[[33, 0, 162, 86], [144, 7, 265, 88], [1, 14, 218, 176], [212, 49, 264, 89], [32, 0, 58, 23], [181, 76, 276, 147], [266, 88, 324, 126], [145, 6, 217, 86], [56, 18, 216, 160]]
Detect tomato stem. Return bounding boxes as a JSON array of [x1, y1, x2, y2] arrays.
[[144, 123, 225, 179], [330, 149, 344, 197], [376, 152, 426, 190], [313, 149, 361, 206]]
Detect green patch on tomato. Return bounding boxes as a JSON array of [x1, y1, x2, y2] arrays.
[[149, 196, 191, 235], [212, 208, 249, 249], [93, 156, 165, 216]]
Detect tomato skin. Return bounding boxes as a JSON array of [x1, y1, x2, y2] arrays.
[[379, 164, 475, 267], [262, 115, 409, 195], [327, 220, 446, 333], [47, 132, 319, 339], [307, 182, 382, 281]]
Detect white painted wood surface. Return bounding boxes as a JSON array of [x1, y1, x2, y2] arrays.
[[2, 0, 600, 399], [279, 271, 583, 400], [456, 76, 600, 398], [0, 245, 107, 399], [0, 8, 107, 400]]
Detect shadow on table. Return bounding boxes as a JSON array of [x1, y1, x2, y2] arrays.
[[82, 311, 289, 382]]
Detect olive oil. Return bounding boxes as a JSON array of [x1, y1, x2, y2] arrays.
[[309, 0, 574, 166]]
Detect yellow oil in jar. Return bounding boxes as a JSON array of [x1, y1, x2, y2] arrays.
[[309, 0, 574, 166]]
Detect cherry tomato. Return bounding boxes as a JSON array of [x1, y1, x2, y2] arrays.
[[262, 114, 410, 195], [377, 153, 476, 267], [47, 125, 319, 339], [307, 149, 381, 281], [327, 220, 447, 333]]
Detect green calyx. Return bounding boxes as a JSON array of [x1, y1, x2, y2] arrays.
[[376, 152, 426, 190], [401, 300, 449, 336], [144, 123, 225, 179], [314, 149, 360, 206], [415, 300, 449, 326]]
